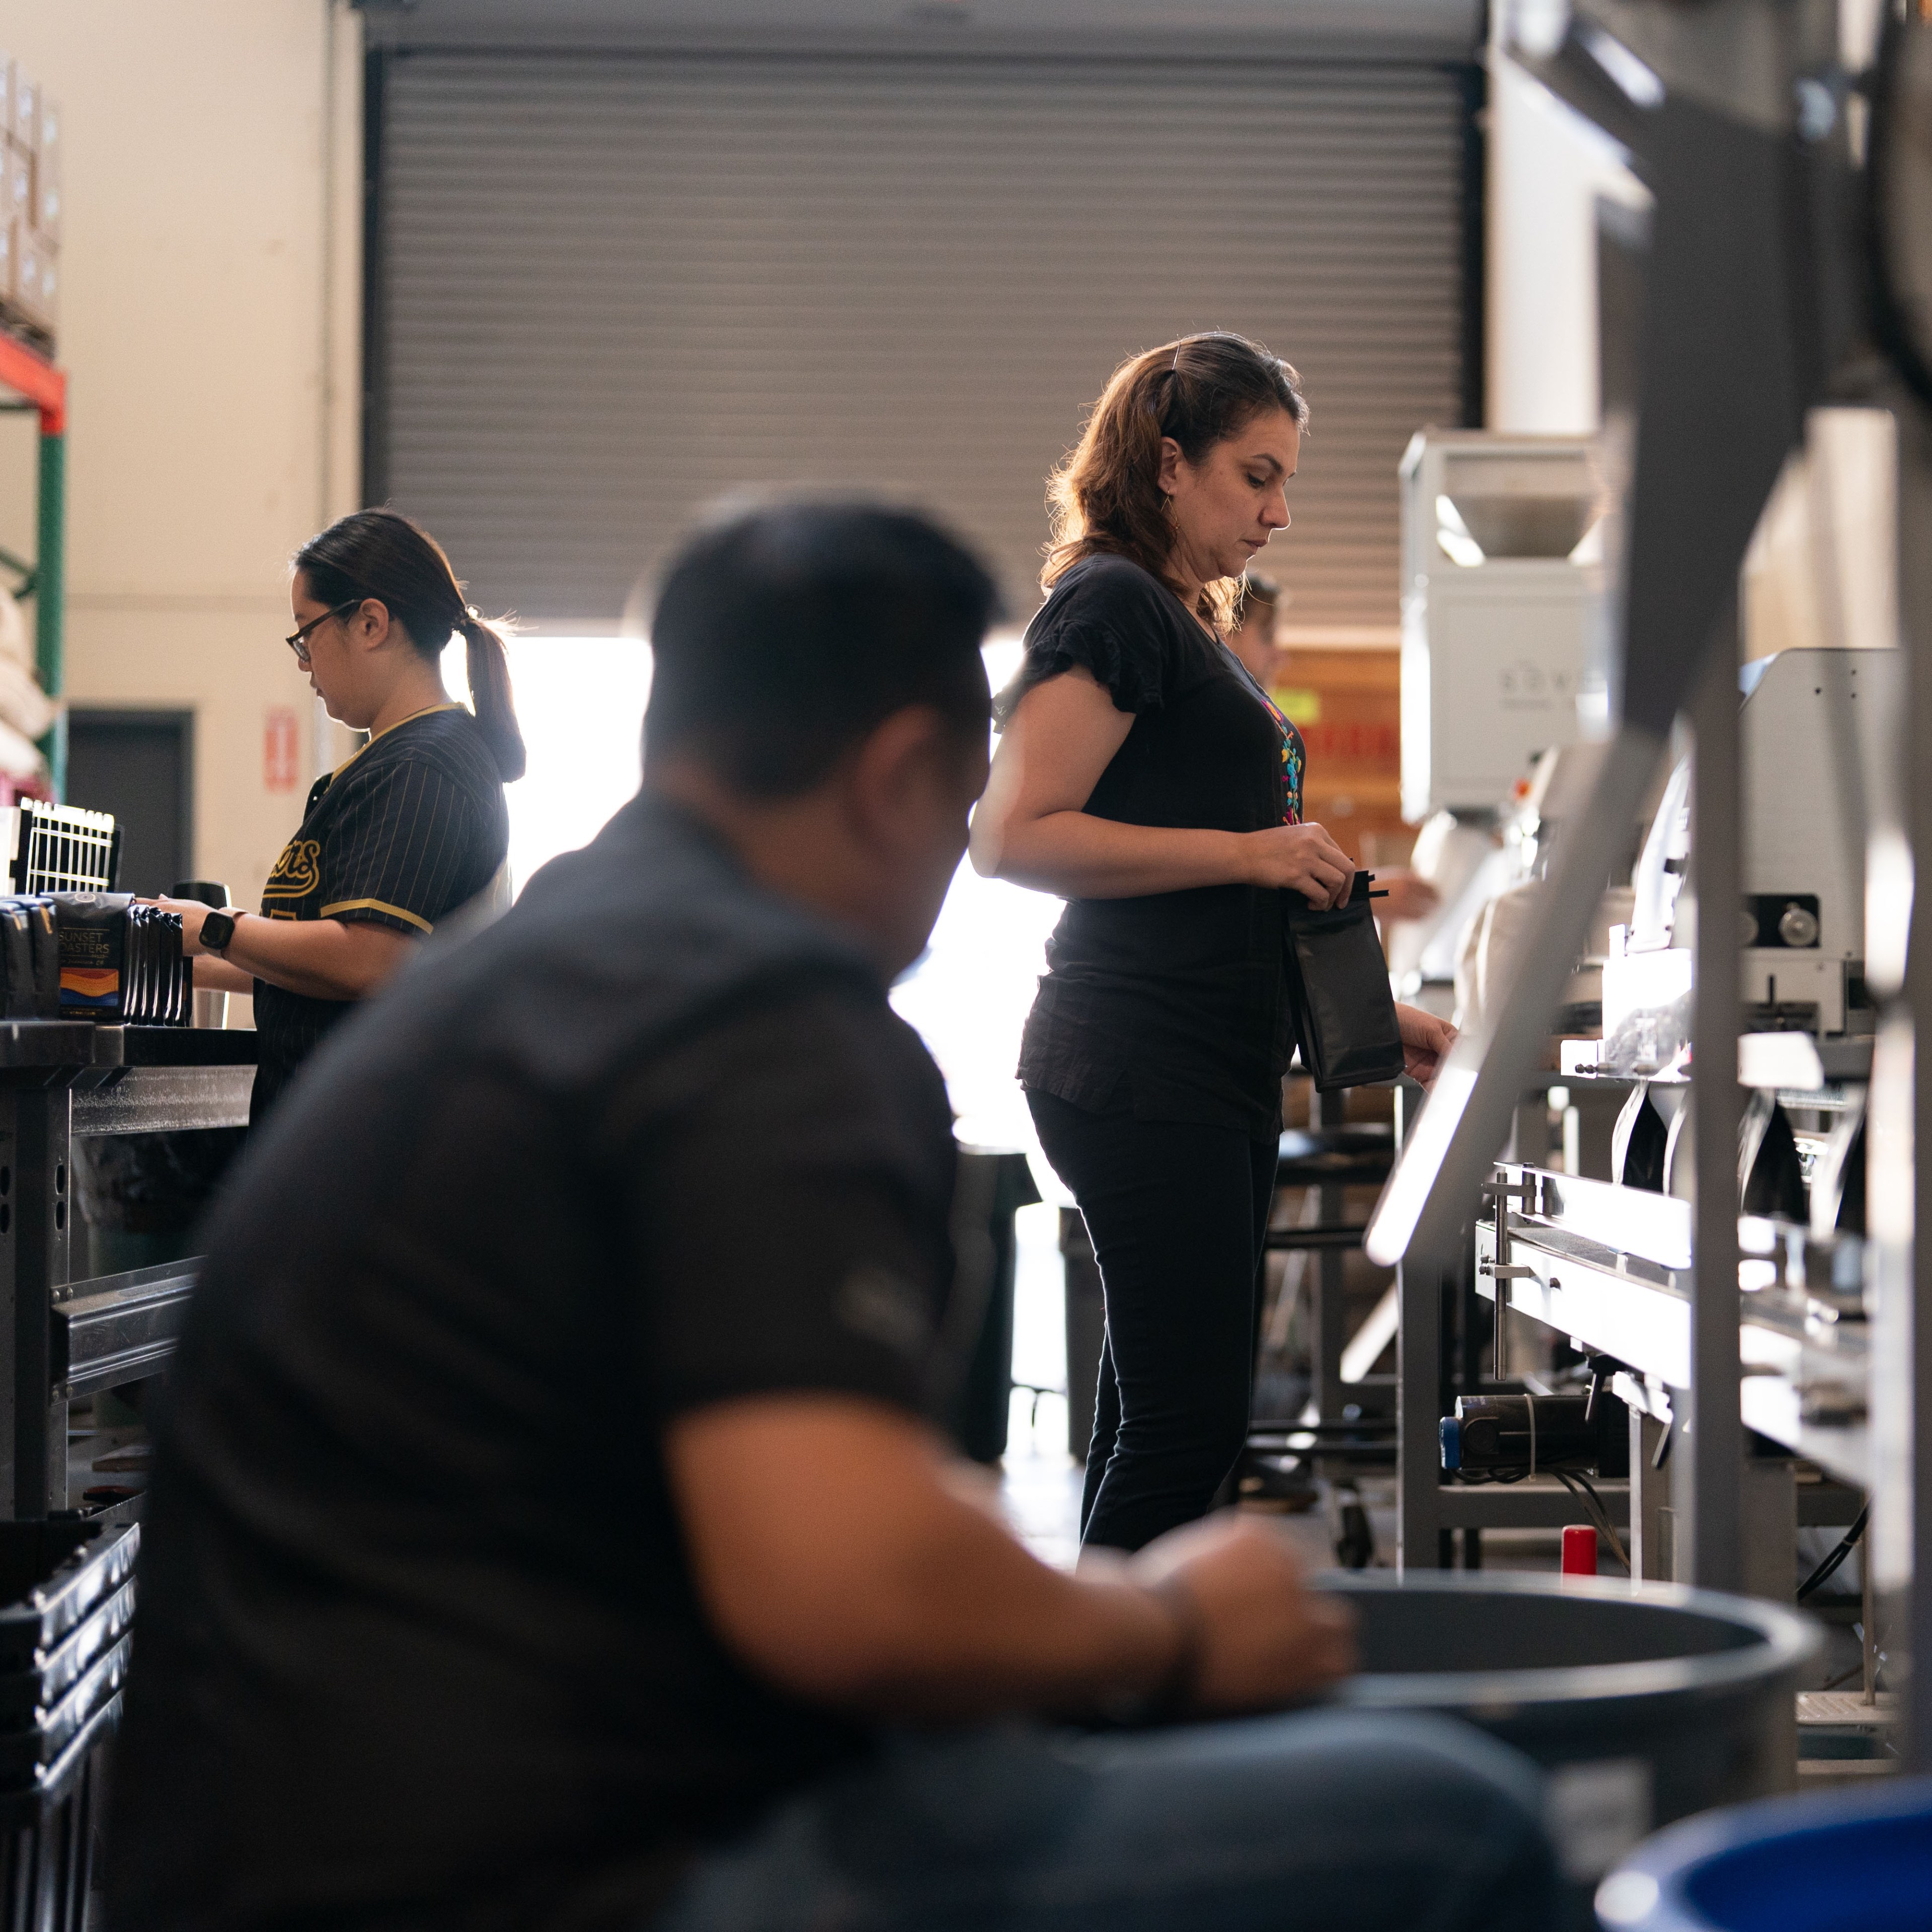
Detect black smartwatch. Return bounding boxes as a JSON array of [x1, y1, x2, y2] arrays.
[[199, 909, 239, 955]]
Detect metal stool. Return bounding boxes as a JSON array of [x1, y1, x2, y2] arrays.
[[1248, 1094, 1398, 1530]]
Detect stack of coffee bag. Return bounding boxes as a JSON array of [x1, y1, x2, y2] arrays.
[[49, 894, 187, 1025]]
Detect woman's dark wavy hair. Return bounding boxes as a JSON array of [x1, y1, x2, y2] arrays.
[[1043, 331, 1308, 633], [294, 507, 525, 782]]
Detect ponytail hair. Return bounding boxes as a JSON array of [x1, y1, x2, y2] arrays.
[[453, 609, 525, 783], [294, 507, 527, 783], [1043, 331, 1308, 633]]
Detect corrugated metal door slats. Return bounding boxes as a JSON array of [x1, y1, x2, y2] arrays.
[[379, 53, 1468, 627]]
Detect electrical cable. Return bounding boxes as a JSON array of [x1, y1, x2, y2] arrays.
[[1446, 1458, 1632, 1573], [1797, 1504, 1869, 1604], [1557, 1469, 1632, 1574]]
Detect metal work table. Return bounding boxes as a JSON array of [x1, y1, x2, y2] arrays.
[[0, 1021, 255, 1518], [1473, 1164, 1870, 1494], [1394, 1119, 1870, 1572]]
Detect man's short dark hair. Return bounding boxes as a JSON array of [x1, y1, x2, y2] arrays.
[[645, 502, 1001, 798]]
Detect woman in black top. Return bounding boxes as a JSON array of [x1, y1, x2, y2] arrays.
[[972, 333, 1451, 1551], [159, 509, 522, 1122]]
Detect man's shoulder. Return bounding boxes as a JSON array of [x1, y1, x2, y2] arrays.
[[384, 800, 895, 1099], [516, 798, 876, 985]]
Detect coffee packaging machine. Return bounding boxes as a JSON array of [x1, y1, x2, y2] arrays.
[[1398, 430, 1604, 824], [1358, 0, 1932, 1777]]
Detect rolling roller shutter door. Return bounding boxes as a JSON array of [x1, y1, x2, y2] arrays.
[[373, 48, 1474, 634]]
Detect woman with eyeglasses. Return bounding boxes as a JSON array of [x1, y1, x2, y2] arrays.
[[156, 508, 522, 1123]]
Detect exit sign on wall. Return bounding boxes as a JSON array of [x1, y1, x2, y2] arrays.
[[264, 708, 300, 791]]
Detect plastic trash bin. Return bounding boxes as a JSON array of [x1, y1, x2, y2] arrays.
[[1594, 1775, 1932, 1930], [1320, 1571, 1820, 1930]]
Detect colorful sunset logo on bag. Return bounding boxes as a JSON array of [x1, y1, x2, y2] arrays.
[[58, 965, 119, 1008]]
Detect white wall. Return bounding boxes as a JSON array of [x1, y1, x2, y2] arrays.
[[1486, 49, 1646, 434], [0, 0, 359, 924]]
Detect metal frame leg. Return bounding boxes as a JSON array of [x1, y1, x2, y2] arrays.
[[1628, 1406, 1673, 1585], [1395, 1081, 1446, 1572], [1688, 625, 1744, 1593], [13, 1086, 68, 1518], [1903, 398, 1932, 1768], [1397, 1244, 1446, 1573], [1312, 1086, 1347, 1426]]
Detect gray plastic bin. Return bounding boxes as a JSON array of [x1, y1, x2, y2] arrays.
[[1322, 1571, 1820, 1928]]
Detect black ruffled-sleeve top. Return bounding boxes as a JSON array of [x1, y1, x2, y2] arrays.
[[998, 553, 1308, 1139]]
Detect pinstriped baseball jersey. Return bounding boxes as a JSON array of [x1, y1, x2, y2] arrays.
[[252, 703, 508, 1122]]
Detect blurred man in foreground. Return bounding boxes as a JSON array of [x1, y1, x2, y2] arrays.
[[109, 504, 1553, 1932]]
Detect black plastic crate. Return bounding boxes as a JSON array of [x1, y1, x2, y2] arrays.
[[0, 1581, 132, 1730], [0, 1695, 119, 1932], [0, 1637, 128, 1785], [0, 1524, 138, 1675], [0, 1526, 141, 1932]]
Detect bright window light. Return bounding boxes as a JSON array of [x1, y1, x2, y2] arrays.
[[889, 637, 1065, 1157], [891, 851, 1065, 1155], [444, 636, 654, 894], [444, 632, 1060, 1163]]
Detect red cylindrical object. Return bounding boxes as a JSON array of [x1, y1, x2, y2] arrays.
[[1562, 1524, 1600, 1576]]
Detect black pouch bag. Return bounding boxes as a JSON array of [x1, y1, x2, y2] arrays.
[[0, 903, 32, 1019], [161, 909, 187, 1025], [22, 899, 59, 1018], [1283, 871, 1405, 1091], [123, 904, 152, 1023], [52, 893, 135, 1019]]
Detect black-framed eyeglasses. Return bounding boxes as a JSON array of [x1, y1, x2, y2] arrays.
[[285, 600, 361, 667]]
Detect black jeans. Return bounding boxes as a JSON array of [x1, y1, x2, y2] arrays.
[[1028, 1089, 1278, 1553]]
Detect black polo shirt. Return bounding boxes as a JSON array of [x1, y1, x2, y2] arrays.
[[1001, 553, 1308, 1138], [251, 703, 508, 1122], [107, 795, 960, 1931]]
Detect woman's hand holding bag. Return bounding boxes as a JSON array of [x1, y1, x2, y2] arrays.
[[1241, 820, 1354, 907]]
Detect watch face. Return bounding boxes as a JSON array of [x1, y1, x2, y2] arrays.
[[201, 911, 236, 951]]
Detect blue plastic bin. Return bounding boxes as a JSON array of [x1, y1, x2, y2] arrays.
[[1595, 1776, 1932, 1930]]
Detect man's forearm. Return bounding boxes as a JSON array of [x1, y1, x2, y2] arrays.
[[800, 1485, 1184, 1720], [669, 1399, 1185, 1721]]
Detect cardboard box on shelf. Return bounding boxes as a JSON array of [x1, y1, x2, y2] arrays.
[[16, 231, 54, 332], [33, 96, 56, 239], [9, 68, 33, 154], [32, 143, 56, 243], [1, 143, 26, 231]]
